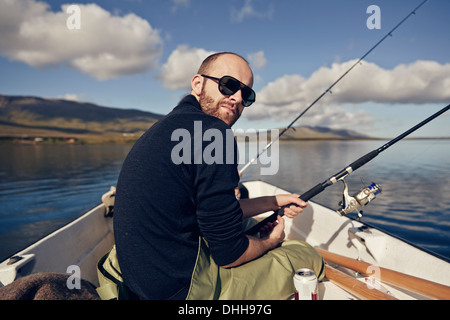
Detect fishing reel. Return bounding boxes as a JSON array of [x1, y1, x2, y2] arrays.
[[336, 179, 382, 220]]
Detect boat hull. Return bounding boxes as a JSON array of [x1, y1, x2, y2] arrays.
[[1, 180, 449, 300], [0, 204, 114, 287]]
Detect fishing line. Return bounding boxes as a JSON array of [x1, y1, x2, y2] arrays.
[[240, 0, 429, 174]]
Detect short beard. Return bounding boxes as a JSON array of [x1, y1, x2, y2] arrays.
[[199, 91, 239, 127], [199, 92, 220, 119]]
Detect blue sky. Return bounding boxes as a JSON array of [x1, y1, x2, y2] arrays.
[[0, 0, 449, 138]]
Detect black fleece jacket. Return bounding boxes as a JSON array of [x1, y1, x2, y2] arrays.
[[113, 95, 248, 299]]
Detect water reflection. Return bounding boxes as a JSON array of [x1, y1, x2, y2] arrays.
[[0, 140, 449, 261], [0, 144, 131, 260], [239, 139, 450, 260]]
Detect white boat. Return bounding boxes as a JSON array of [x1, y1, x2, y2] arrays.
[[1, 180, 449, 300]]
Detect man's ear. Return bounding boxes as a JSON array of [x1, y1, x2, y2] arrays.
[[191, 74, 203, 97]]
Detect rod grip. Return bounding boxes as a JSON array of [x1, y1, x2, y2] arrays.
[[245, 183, 325, 236], [244, 211, 279, 236]]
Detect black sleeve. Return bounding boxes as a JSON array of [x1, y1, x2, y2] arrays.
[[194, 124, 249, 266]]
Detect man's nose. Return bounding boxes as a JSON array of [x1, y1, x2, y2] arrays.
[[229, 88, 243, 106]]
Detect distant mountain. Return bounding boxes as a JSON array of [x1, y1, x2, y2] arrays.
[[279, 125, 371, 140], [0, 94, 164, 143], [234, 125, 371, 141], [0, 93, 371, 144]]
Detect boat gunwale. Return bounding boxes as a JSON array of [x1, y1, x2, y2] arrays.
[[241, 179, 450, 264]]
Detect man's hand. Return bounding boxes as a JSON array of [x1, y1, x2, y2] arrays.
[[259, 215, 285, 241], [274, 194, 308, 218], [221, 216, 285, 268], [239, 193, 308, 219]]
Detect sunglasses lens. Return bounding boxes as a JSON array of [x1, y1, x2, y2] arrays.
[[218, 76, 255, 107], [241, 87, 255, 107], [219, 76, 240, 95]]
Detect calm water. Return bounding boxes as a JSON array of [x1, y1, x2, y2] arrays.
[[0, 140, 449, 262]]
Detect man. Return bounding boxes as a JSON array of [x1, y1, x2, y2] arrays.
[[97, 52, 324, 300]]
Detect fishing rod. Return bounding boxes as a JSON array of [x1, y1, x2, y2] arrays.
[[239, 0, 429, 174], [245, 103, 450, 236]]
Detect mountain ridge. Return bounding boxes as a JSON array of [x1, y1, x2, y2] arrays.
[[0, 94, 164, 143], [0, 94, 372, 144]]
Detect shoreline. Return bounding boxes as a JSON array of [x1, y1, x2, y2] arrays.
[[1, 135, 449, 145]]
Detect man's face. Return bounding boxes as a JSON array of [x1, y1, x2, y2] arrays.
[[196, 55, 254, 127]]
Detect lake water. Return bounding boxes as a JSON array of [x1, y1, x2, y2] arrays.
[[1, 140, 449, 262]]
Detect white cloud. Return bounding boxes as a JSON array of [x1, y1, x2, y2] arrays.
[[247, 51, 267, 70], [243, 59, 450, 130], [159, 45, 215, 91], [0, 0, 163, 80], [324, 60, 450, 105], [230, 0, 274, 23], [170, 0, 190, 12]]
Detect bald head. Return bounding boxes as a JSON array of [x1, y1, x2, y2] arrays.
[[197, 52, 253, 82]]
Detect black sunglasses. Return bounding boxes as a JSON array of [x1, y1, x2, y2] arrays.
[[201, 74, 256, 107]]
